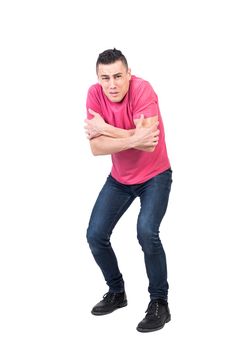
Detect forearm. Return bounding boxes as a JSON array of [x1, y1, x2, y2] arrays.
[[86, 111, 158, 152], [99, 125, 154, 151], [103, 125, 155, 152], [87, 114, 159, 155], [101, 124, 134, 138], [90, 135, 137, 155], [86, 110, 134, 139]]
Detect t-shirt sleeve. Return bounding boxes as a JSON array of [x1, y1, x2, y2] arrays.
[[132, 81, 160, 120], [86, 85, 102, 120]]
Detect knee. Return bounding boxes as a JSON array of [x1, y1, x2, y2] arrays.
[[137, 222, 161, 254], [86, 225, 109, 252], [86, 225, 98, 247]]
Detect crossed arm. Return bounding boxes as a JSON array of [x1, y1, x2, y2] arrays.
[[84, 109, 160, 155]]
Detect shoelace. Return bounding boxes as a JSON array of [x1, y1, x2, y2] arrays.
[[145, 301, 159, 318], [103, 292, 115, 303]]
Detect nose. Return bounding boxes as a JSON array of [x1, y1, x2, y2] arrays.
[[109, 78, 116, 89]]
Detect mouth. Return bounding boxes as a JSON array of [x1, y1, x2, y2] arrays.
[[109, 92, 119, 97]]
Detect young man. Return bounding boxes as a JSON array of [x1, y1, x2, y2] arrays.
[[85, 48, 172, 332]]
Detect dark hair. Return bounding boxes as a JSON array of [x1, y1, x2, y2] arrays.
[[96, 48, 128, 73]]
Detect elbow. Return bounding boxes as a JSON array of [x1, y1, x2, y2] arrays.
[[89, 137, 109, 156], [91, 149, 101, 156], [89, 139, 100, 156], [90, 146, 100, 156], [90, 143, 103, 156]]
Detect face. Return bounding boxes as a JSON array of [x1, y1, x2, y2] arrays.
[[97, 60, 131, 102]]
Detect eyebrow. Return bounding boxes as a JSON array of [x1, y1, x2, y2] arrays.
[[100, 72, 123, 78]]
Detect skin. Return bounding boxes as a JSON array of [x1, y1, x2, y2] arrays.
[[85, 60, 160, 155], [97, 60, 132, 102]]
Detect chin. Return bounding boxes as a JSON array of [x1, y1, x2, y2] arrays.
[[109, 95, 123, 103]]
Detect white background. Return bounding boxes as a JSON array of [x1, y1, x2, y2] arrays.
[[0, 0, 234, 349]]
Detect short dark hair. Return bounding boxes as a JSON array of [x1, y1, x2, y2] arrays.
[[96, 48, 128, 73]]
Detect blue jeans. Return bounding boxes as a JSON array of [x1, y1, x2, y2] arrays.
[[87, 168, 172, 300]]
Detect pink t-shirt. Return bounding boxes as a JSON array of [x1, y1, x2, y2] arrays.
[[86, 75, 170, 185]]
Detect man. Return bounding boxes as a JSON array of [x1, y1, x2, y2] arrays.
[[85, 48, 172, 332]]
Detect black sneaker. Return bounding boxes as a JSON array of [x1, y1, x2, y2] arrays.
[[91, 291, 127, 315], [136, 300, 171, 332]]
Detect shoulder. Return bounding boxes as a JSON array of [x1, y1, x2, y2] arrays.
[[87, 83, 104, 105], [130, 76, 156, 94], [130, 76, 158, 101], [87, 83, 102, 96]]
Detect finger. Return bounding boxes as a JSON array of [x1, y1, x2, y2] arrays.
[[136, 114, 144, 128], [150, 125, 158, 132], [84, 118, 91, 126], [88, 108, 96, 116], [139, 114, 144, 124], [84, 126, 91, 133], [152, 122, 159, 130]]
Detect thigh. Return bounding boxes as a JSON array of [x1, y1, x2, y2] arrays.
[[88, 175, 135, 236], [138, 169, 173, 230]]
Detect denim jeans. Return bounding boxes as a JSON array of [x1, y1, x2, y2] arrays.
[[87, 168, 172, 300]]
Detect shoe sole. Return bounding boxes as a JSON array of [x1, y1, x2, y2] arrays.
[[136, 315, 171, 333], [91, 300, 128, 316]]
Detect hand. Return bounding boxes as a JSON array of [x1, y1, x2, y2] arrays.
[[84, 109, 106, 139], [133, 114, 160, 149]]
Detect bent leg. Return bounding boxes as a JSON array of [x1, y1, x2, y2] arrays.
[[87, 175, 135, 293], [137, 169, 172, 300]]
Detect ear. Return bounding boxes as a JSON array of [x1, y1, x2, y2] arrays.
[[97, 74, 103, 85], [127, 68, 131, 80]]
